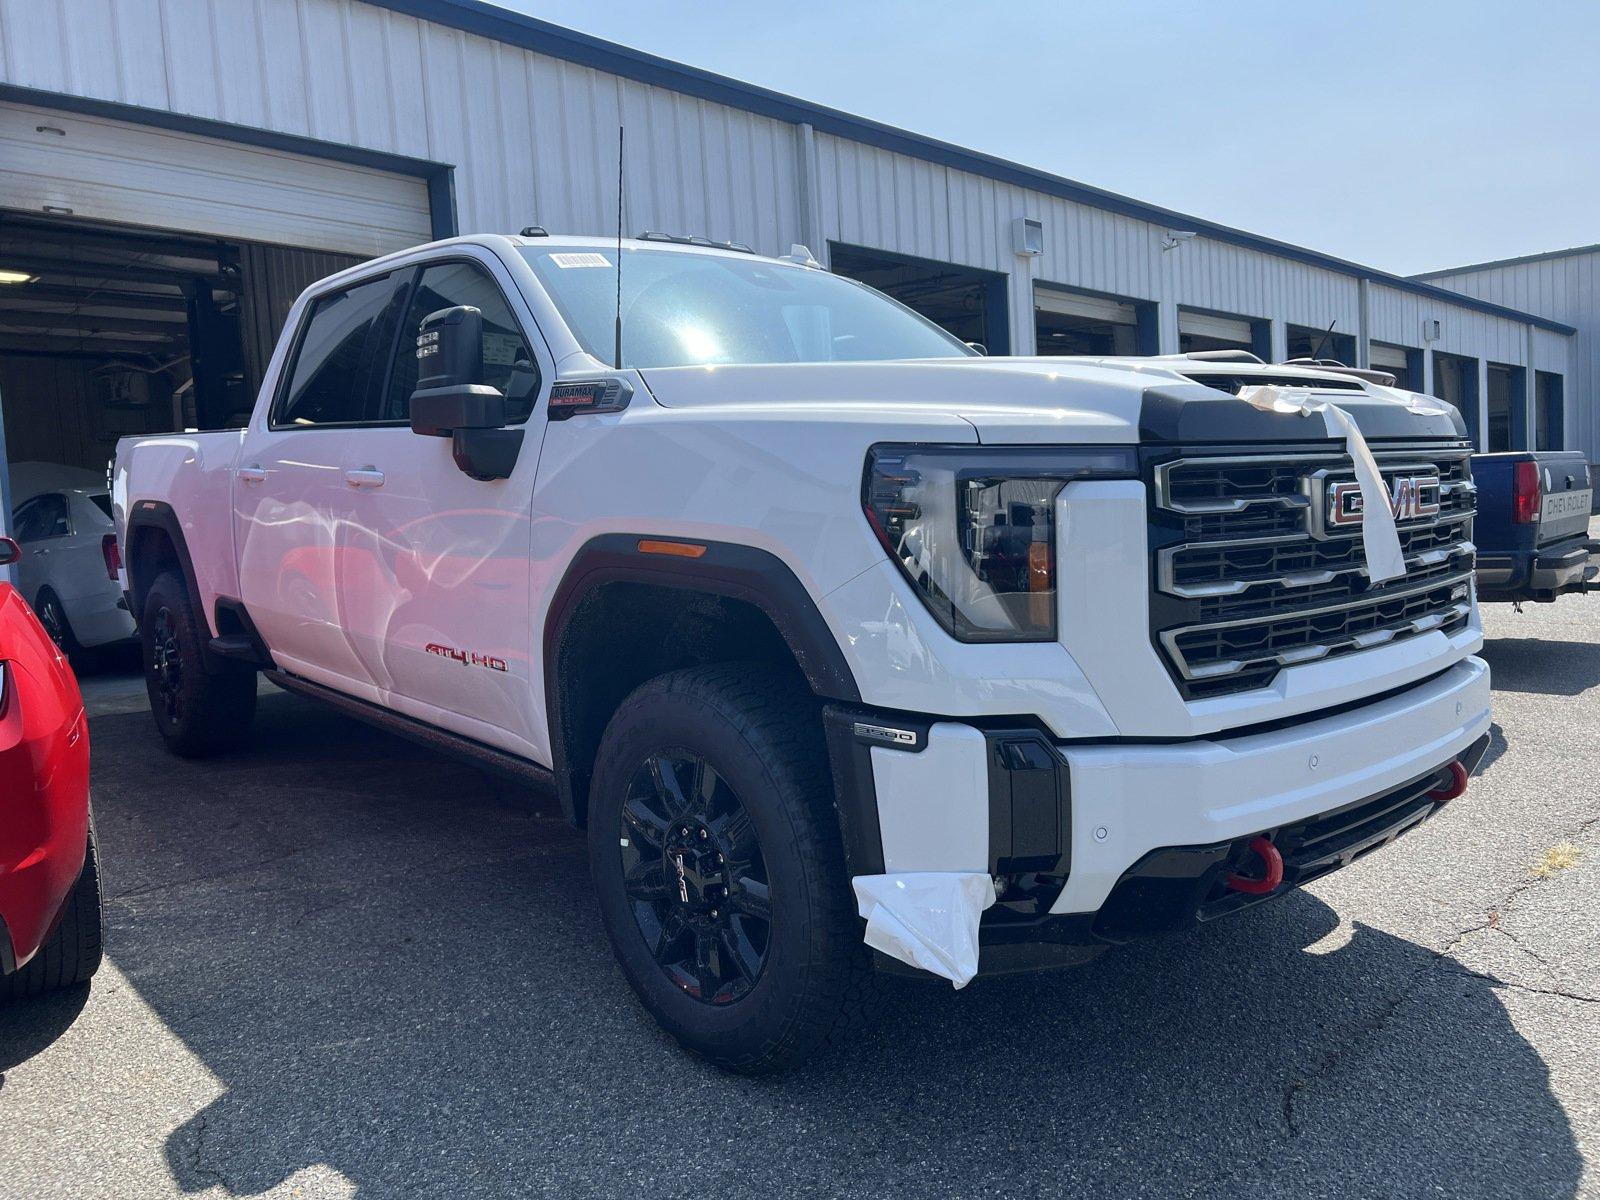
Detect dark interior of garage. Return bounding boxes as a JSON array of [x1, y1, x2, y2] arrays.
[[1432, 350, 1480, 444], [828, 243, 1008, 354], [0, 212, 359, 479]]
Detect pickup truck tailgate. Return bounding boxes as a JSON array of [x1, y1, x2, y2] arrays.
[[1535, 452, 1593, 546]]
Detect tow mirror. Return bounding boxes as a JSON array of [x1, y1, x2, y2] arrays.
[[0, 536, 19, 566], [409, 305, 524, 482]]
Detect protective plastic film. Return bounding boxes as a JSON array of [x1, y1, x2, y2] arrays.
[[853, 872, 997, 988]]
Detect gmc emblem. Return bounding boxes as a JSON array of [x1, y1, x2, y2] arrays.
[[1324, 474, 1441, 531]]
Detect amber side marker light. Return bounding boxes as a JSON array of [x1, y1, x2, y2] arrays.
[[638, 539, 707, 559]]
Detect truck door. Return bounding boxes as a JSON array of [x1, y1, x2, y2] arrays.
[[232, 268, 412, 694], [331, 254, 548, 757]]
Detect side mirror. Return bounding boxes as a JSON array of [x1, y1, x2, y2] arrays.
[[409, 305, 524, 482], [0, 537, 19, 566], [965, 342, 989, 356]]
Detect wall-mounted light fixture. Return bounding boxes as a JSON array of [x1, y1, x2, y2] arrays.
[[1011, 217, 1043, 257]]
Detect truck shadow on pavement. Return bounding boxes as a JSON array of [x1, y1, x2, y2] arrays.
[[1479, 635, 1600, 696], [5, 684, 1580, 1199]]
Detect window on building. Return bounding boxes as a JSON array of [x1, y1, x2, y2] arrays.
[[1285, 324, 1357, 366], [1536, 371, 1564, 450], [274, 271, 410, 427], [1034, 287, 1146, 356]]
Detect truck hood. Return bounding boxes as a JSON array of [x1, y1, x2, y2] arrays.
[[636, 358, 1468, 444]]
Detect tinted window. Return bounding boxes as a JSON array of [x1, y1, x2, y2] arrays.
[[521, 247, 973, 369], [384, 262, 539, 422], [14, 494, 70, 541], [88, 493, 114, 522], [275, 272, 409, 426]]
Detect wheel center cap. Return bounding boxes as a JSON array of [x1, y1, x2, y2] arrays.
[[667, 825, 723, 912]]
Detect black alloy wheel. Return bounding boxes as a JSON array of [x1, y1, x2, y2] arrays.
[[148, 604, 184, 723], [619, 750, 771, 1005]]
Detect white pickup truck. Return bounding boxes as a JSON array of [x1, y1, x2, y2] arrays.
[[115, 232, 1491, 1073]]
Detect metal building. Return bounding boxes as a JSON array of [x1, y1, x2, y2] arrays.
[[0, 0, 1584, 533], [1417, 246, 1600, 465]]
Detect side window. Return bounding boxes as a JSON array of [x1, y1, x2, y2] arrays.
[[14, 494, 70, 542], [274, 272, 410, 427], [384, 261, 540, 423]]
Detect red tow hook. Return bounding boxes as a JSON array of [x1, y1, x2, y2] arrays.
[[1224, 835, 1284, 896], [1428, 760, 1470, 803]]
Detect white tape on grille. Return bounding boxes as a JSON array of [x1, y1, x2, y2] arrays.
[[1236, 385, 1415, 584]]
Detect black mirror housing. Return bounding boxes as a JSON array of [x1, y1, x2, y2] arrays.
[[408, 303, 526, 481], [411, 386, 511, 437]]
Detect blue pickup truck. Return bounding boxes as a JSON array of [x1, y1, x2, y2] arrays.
[[1472, 450, 1598, 603]]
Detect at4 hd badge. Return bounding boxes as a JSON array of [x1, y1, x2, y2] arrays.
[[426, 643, 508, 672]]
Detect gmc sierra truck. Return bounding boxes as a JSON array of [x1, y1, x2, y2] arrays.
[[115, 233, 1491, 1073]]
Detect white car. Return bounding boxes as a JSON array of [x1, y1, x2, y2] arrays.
[[114, 233, 1490, 1072], [10, 462, 136, 657]]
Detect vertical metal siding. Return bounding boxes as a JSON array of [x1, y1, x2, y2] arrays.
[[1427, 251, 1597, 461]]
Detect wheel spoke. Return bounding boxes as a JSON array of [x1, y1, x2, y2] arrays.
[[719, 926, 761, 984], [691, 757, 720, 815], [623, 859, 669, 903], [648, 754, 691, 817], [692, 930, 721, 999], [620, 794, 670, 849], [729, 876, 771, 922], [711, 806, 759, 866]]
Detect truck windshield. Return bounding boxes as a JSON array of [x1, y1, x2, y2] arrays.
[[520, 246, 975, 368]]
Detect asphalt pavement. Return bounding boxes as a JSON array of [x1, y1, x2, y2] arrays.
[[2, 571, 1597, 1198]]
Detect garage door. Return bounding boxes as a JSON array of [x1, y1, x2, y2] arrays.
[[0, 101, 433, 256], [1178, 309, 1254, 345], [1370, 343, 1411, 371], [1034, 288, 1138, 325]]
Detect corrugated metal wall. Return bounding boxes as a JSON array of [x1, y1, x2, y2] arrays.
[[1423, 251, 1600, 462], [0, 0, 1578, 451]]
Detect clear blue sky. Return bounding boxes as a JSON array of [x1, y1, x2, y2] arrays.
[[498, 0, 1598, 276]]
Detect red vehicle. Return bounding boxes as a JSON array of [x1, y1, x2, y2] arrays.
[[0, 535, 101, 999]]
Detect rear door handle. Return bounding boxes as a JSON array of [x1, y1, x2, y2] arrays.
[[344, 467, 385, 490], [237, 464, 267, 485]]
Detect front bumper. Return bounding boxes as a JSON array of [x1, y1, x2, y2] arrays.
[[834, 656, 1491, 976]]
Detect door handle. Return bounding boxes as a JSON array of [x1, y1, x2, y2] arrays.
[[344, 467, 385, 490], [237, 464, 267, 484]]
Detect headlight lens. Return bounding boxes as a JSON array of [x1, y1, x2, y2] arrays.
[[862, 444, 1137, 642]]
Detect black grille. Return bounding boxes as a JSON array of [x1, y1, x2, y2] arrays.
[[1148, 440, 1476, 699]]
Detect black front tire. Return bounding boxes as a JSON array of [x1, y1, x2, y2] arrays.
[[588, 663, 873, 1074], [0, 820, 104, 1001], [141, 571, 257, 757]]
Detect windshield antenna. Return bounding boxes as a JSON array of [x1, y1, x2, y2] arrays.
[[1310, 318, 1337, 362], [614, 125, 624, 370]]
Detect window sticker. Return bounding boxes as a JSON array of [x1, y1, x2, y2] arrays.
[[483, 331, 523, 367], [549, 252, 612, 269]]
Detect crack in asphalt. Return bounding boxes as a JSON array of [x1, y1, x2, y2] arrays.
[[185, 1111, 234, 1195], [1278, 814, 1600, 1138]]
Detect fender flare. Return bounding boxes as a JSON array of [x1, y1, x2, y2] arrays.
[[542, 533, 861, 820], [123, 501, 205, 626]]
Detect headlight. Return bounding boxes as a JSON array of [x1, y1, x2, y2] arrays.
[[862, 444, 1138, 642]]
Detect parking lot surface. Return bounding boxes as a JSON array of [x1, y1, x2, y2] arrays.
[[2, 585, 1598, 1198]]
